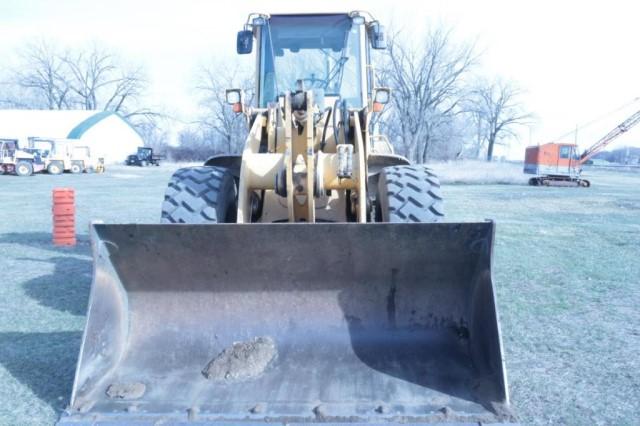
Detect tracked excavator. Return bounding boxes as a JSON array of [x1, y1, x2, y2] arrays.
[[59, 12, 513, 425]]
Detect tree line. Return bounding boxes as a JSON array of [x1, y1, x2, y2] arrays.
[[0, 27, 532, 162]]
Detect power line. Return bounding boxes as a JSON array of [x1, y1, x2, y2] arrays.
[[549, 96, 640, 143]]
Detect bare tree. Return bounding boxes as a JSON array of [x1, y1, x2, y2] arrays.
[[3, 42, 150, 119], [10, 41, 72, 109], [194, 61, 253, 154], [472, 109, 487, 159], [62, 44, 147, 116], [378, 27, 478, 163], [469, 79, 531, 161]]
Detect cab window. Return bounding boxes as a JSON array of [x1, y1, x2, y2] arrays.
[[559, 146, 571, 159]]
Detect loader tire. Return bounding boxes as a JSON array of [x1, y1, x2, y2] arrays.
[[70, 162, 83, 174], [15, 160, 34, 177], [47, 161, 63, 175], [376, 165, 444, 222], [161, 166, 237, 224]]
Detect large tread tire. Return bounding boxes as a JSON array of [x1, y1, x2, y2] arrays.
[[376, 165, 444, 223], [161, 166, 237, 224]]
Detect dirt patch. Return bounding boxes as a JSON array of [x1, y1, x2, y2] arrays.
[[105, 382, 146, 399], [202, 336, 277, 381]]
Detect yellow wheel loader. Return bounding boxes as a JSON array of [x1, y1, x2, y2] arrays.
[[60, 12, 513, 425]]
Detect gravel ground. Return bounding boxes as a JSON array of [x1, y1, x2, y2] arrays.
[[0, 164, 638, 425]]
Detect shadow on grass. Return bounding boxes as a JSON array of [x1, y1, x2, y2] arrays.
[[0, 232, 90, 254], [0, 232, 93, 316], [0, 331, 82, 412], [21, 256, 92, 316]]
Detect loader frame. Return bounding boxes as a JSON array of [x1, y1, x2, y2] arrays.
[[231, 12, 407, 224]]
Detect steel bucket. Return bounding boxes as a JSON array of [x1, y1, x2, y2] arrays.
[[59, 222, 512, 424]]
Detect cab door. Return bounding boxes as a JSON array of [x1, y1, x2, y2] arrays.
[[557, 145, 573, 176]]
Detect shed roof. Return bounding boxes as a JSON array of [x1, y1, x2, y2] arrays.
[[0, 109, 140, 141], [67, 111, 114, 139]]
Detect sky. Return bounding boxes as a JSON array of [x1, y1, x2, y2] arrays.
[[1, 0, 640, 159]]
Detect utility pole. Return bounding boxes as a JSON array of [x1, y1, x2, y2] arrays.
[[625, 145, 630, 164]]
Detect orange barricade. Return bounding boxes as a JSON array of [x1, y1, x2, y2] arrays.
[[52, 188, 76, 246]]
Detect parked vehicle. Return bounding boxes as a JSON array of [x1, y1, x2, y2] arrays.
[[525, 109, 640, 186], [72, 145, 105, 173], [0, 138, 44, 176], [27, 137, 104, 174], [126, 147, 164, 166]]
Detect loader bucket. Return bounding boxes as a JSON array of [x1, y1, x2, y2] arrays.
[[59, 222, 512, 425]]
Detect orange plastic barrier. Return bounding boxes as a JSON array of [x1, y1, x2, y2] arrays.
[[52, 188, 76, 246]]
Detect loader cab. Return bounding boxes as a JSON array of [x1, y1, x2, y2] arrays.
[[0, 139, 37, 162], [0, 139, 18, 161], [28, 137, 76, 157], [27, 137, 54, 159], [239, 12, 385, 110]]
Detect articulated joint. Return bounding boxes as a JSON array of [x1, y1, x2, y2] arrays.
[[242, 152, 360, 197]]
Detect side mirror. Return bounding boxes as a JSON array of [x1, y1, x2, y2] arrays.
[[368, 22, 387, 50], [237, 30, 253, 54], [226, 89, 244, 113], [372, 88, 391, 112]]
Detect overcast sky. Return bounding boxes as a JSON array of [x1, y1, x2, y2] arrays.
[[1, 0, 640, 157]]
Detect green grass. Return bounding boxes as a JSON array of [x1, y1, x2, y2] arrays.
[[0, 165, 638, 425], [443, 170, 640, 424]]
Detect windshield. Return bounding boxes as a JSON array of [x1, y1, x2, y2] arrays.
[[259, 14, 364, 108], [138, 147, 152, 159]]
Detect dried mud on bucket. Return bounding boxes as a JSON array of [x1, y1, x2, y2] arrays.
[[105, 382, 146, 400], [202, 336, 277, 381]]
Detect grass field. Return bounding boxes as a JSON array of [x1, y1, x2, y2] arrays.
[[0, 164, 638, 425]]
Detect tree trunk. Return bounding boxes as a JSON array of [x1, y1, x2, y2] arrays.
[[421, 135, 431, 164], [486, 136, 495, 162]]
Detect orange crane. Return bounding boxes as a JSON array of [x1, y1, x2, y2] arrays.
[[524, 109, 640, 186]]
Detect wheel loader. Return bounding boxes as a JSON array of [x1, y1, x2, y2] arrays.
[[0, 138, 44, 176], [60, 12, 514, 425], [27, 137, 85, 174]]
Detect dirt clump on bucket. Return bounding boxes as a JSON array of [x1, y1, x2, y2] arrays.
[[202, 336, 277, 381], [105, 382, 146, 399]]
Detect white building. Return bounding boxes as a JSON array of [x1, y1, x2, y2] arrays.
[[0, 110, 143, 164]]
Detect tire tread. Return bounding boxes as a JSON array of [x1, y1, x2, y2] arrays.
[[160, 166, 236, 224], [377, 165, 444, 223]]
